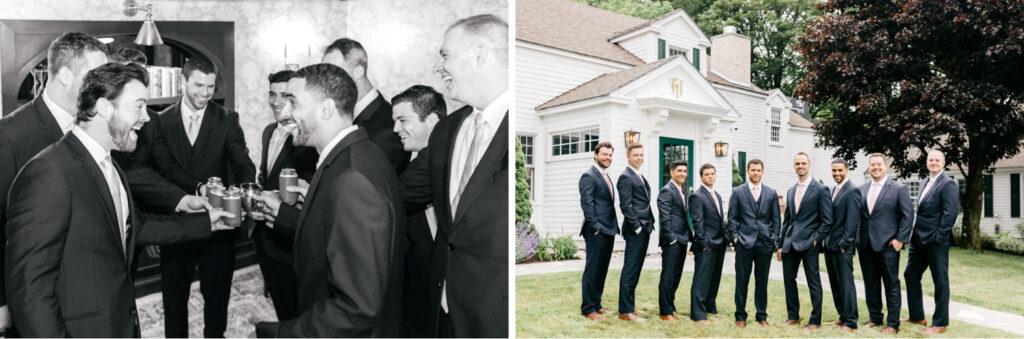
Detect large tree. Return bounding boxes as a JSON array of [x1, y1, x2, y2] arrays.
[[571, 0, 675, 20], [516, 139, 533, 223], [795, 0, 1024, 251]]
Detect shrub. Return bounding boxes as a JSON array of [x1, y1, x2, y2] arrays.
[[980, 234, 997, 250], [1016, 221, 1024, 240], [515, 139, 533, 223], [551, 235, 579, 260], [995, 236, 1024, 255], [535, 237, 553, 261], [516, 222, 539, 263]]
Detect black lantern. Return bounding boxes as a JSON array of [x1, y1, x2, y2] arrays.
[[624, 129, 640, 147], [714, 141, 729, 157]]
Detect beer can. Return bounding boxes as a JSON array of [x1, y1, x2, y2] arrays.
[[223, 187, 242, 227], [280, 168, 299, 205], [209, 185, 225, 210]]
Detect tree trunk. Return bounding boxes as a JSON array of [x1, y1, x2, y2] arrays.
[[960, 160, 985, 252]]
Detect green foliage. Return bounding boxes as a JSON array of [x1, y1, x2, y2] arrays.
[[1016, 221, 1024, 240], [980, 234, 997, 251], [731, 158, 744, 187], [572, 0, 675, 20], [515, 139, 533, 223], [995, 236, 1024, 255], [534, 234, 580, 262]]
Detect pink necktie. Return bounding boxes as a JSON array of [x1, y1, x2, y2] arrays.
[[795, 183, 806, 214], [868, 182, 880, 214], [832, 184, 840, 201], [602, 172, 613, 198], [920, 178, 935, 201], [710, 188, 721, 215], [752, 185, 759, 202]]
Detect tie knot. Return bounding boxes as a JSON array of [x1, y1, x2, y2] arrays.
[[473, 112, 485, 125]]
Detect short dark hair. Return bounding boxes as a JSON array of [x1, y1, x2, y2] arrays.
[[449, 14, 508, 64], [76, 62, 149, 124], [831, 158, 849, 168], [794, 152, 810, 162], [293, 63, 357, 119], [109, 48, 147, 65], [268, 70, 295, 85], [594, 142, 613, 154], [47, 32, 107, 77], [747, 158, 764, 170], [182, 55, 217, 79], [670, 160, 689, 171], [699, 163, 716, 176], [324, 38, 367, 72], [392, 85, 447, 121]]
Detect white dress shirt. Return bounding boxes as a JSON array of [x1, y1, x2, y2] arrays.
[[317, 125, 360, 170], [265, 123, 290, 171], [749, 182, 762, 202], [918, 171, 944, 201], [353, 89, 379, 120], [72, 127, 129, 251], [833, 178, 849, 200], [42, 90, 76, 134], [180, 98, 205, 145]]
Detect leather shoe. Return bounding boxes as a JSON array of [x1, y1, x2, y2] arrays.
[[618, 313, 646, 322], [736, 321, 746, 328], [784, 319, 801, 326], [584, 312, 605, 321], [837, 325, 856, 332], [659, 315, 678, 322], [880, 327, 899, 334], [831, 319, 843, 325], [921, 326, 947, 334], [901, 317, 927, 326], [597, 308, 610, 315], [693, 319, 712, 324], [865, 322, 882, 328], [801, 324, 820, 330], [758, 320, 771, 327]]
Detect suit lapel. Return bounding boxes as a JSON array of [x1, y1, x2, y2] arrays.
[[116, 162, 136, 263], [294, 130, 365, 239], [31, 96, 65, 141], [67, 134, 123, 258], [260, 125, 274, 175], [796, 180, 814, 216], [453, 111, 508, 230], [163, 104, 191, 168], [591, 166, 612, 200], [437, 106, 471, 238], [354, 91, 384, 126], [702, 186, 719, 218], [269, 136, 295, 177]]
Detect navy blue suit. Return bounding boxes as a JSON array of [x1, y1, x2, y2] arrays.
[[780, 179, 832, 326], [905, 173, 959, 327], [689, 185, 726, 320], [656, 181, 691, 316], [616, 166, 653, 314], [824, 181, 861, 328], [578, 165, 618, 315], [727, 183, 779, 322], [858, 177, 913, 329]]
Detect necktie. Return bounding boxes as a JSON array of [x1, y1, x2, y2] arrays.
[[602, 171, 614, 198], [832, 184, 841, 201], [795, 183, 806, 214], [267, 128, 284, 171], [187, 114, 200, 145], [102, 156, 126, 252], [919, 177, 935, 202], [452, 113, 485, 217], [868, 182, 881, 214], [752, 185, 760, 202], [709, 187, 721, 216]]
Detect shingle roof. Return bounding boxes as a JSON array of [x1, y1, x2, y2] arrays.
[[707, 72, 768, 94], [516, 0, 646, 66], [536, 56, 679, 110], [610, 8, 686, 39], [995, 149, 1024, 168], [789, 111, 815, 128]]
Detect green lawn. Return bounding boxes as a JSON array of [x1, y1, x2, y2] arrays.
[[818, 246, 1024, 315], [516, 269, 1019, 338]]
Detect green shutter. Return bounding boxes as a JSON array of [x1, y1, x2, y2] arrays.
[[985, 174, 994, 218], [738, 151, 747, 182], [692, 47, 700, 70], [1012, 173, 1020, 218], [658, 39, 666, 59]]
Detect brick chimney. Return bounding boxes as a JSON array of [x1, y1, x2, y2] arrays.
[[709, 25, 751, 84]]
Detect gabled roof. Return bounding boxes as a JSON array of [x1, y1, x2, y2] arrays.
[[789, 111, 815, 128], [708, 72, 767, 94], [536, 56, 677, 110], [610, 8, 711, 46], [516, 0, 645, 66]]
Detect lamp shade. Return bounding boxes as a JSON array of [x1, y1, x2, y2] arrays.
[[134, 15, 163, 46]]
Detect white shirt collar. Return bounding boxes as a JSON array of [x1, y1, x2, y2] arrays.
[[836, 178, 849, 190], [872, 176, 888, 186], [317, 125, 360, 169], [42, 90, 76, 134], [749, 181, 762, 191], [702, 183, 715, 194], [798, 176, 813, 187], [353, 89, 379, 119], [180, 97, 205, 124], [930, 171, 944, 181], [592, 163, 607, 175], [476, 89, 508, 131], [71, 126, 109, 164]]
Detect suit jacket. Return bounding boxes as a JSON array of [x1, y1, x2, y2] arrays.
[[356, 91, 410, 173], [153, 101, 256, 192], [727, 183, 780, 250], [780, 179, 833, 253], [399, 105, 508, 338], [111, 109, 187, 214], [690, 185, 727, 251], [825, 181, 862, 252], [913, 174, 959, 247], [617, 166, 655, 234], [4, 133, 211, 337], [0, 96, 66, 307], [579, 165, 619, 236], [657, 181, 692, 247], [255, 122, 318, 263], [858, 178, 913, 252], [402, 208, 444, 337], [255, 129, 404, 337]]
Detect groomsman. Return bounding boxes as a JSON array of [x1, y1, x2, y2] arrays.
[[858, 153, 913, 334], [579, 142, 618, 321], [656, 160, 691, 321], [778, 152, 832, 330], [616, 143, 654, 321], [727, 159, 779, 328], [824, 159, 861, 332], [689, 163, 727, 322], [904, 150, 959, 334]]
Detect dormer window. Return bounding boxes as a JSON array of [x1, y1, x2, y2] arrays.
[[669, 46, 686, 57]]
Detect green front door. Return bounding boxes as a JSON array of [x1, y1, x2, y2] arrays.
[[660, 137, 694, 192]]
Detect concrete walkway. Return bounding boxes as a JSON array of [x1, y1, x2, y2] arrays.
[[517, 251, 1024, 336]]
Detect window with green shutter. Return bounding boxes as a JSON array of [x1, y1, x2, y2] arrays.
[[658, 39, 666, 59], [738, 151, 746, 181], [984, 174, 994, 218], [1012, 173, 1020, 218], [692, 47, 700, 70]]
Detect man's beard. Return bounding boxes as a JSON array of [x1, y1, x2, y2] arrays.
[[293, 119, 316, 146], [108, 112, 137, 152]]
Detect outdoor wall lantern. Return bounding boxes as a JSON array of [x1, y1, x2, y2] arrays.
[[624, 129, 641, 147], [714, 141, 729, 157]]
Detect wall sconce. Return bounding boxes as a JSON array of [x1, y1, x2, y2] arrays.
[[123, 0, 163, 46], [714, 141, 729, 157], [624, 129, 641, 147]]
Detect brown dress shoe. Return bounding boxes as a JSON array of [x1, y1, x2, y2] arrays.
[[784, 319, 802, 326], [618, 313, 646, 322], [901, 317, 927, 326], [921, 326, 947, 334], [659, 315, 679, 322], [736, 321, 746, 328], [801, 324, 820, 330], [865, 322, 882, 328], [837, 325, 856, 332], [693, 319, 712, 324], [758, 320, 771, 327], [880, 326, 899, 334], [597, 308, 610, 315], [584, 312, 605, 321], [831, 319, 843, 325]]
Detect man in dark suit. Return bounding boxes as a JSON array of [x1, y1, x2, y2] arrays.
[[252, 63, 404, 337], [858, 153, 913, 334], [778, 152, 833, 330], [824, 159, 861, 332], [904, 150, 959, 335], [656, 160, 691, 322], [390, 85, 447, 336], [322, 38, 410, 173], [4, 62, 234, 337], [616, 143, 654, 321], [689, 163, 727, 322], [399, 14, 509, 337], [0, 32, 109, 335], [578, 141, 618, 321], [727, 159, 779, 328], [252, 70, 318, 322], [151, 56, 257, 338]]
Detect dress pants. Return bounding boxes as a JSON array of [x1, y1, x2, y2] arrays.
[[657, 241, 687, 316], [782, 246, 823, 325], [824, 247, 858, 328], [160, 230, 237, 338], [254, 230, 299, 321], [581, 232, 615, 315], [859, 245, 902, 329], [905, 241, 950, 327], [689, 245, 724, 321], [618, 228, 649, 314], [734, 241, 773, 322]]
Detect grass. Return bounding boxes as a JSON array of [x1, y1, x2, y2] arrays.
[[818, 246, 1024, 315], [516, 269, 1019, 338]]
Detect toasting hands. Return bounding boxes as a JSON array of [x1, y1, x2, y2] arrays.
[[209, 210, 237, 231], [175, 195, 212, 213]]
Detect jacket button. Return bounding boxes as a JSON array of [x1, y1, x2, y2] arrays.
[[436, 282, 443, 288], [448, 244, 455, 251]]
